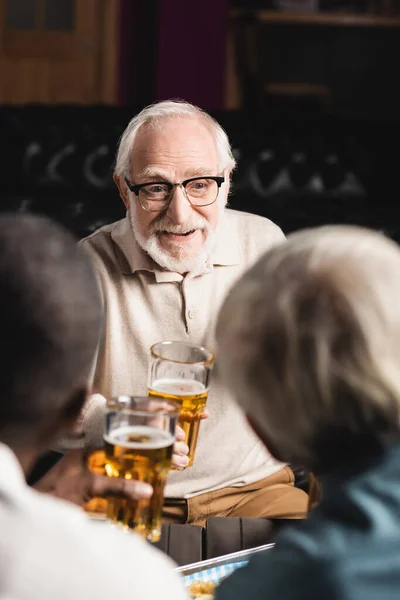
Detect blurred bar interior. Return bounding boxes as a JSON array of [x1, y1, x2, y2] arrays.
[[0, 0, 399, 240]]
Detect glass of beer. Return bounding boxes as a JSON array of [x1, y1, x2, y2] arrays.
[[148, 341, 214, 468], [104, 396, 178, 542]]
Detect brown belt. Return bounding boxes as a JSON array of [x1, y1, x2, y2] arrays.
[[164, 497, 187, 507], [163, 497, 188, 521]]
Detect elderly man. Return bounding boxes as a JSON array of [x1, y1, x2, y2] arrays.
[[80, 100, 308, 525]]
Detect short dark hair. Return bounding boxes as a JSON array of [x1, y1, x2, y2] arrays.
[[0, 214, 102, 442]]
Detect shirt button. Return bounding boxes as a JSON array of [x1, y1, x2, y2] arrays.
[[188, 309, 196, 319]]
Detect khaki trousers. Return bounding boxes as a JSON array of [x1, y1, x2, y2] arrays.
[[163, 466, 308, 527]]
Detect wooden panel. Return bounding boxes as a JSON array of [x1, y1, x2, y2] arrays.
[[5, 0, 38, 29], [48, 60, 96, 104], [224, 24, 241, 110], [229, 9, 400, 28], [3, 0, 99, 57], [98, 0, 119, 104], [44, 0, 74, 31], [0, 0, 120, 104], [0, 58, 45, 103], [225, 9, 400, 117]]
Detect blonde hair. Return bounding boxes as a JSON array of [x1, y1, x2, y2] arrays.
[[216, 225, 400, 470], [114, 99, 236, 178]]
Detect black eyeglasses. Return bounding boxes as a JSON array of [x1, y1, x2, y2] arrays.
[[124, 175, 225, 212]]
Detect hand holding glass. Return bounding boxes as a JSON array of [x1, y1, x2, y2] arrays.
[[148, 341, 214, 468]]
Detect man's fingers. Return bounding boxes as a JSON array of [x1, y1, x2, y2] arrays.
[[175, 424, 186, 441], [172, 453, 189, 469], [171, 437, 189, 468], [200, 409, 209, 420], [89, 474, 153, 501], [173, 440, 189, 456]]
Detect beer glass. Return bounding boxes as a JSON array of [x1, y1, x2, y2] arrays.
[[148, 341, 214, 468], [104, 396, 178, 542]]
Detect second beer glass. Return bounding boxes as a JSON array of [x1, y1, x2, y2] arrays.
[[148, 341, 214, 468]]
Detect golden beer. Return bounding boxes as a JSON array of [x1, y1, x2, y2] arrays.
[[84, 449, 109, 516], [149, 378, 208, 468], [104, 424, 174, 542]]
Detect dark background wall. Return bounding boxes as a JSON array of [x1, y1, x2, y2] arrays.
[[0, 0, 400, 243]]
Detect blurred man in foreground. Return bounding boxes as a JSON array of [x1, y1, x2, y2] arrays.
[[216, 225, 400, 600], [0, 214, 186, 600]]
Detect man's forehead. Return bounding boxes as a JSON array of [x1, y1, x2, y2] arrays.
[[130, 117, 219, 175], [135, 165, 217, 181]]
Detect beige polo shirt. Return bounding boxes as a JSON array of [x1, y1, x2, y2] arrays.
[[80, 208, 286, 499]]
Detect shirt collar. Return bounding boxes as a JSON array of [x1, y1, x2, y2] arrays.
[[211, 210, 241, 267], [111, 211, 240, 282], [0, 443, 26, 491]]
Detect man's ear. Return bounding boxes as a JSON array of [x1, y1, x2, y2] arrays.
[[38, 388, 88, 448], [222, 169, 232, 207], [113, 174, 130, 210], [60, 388, 88, 430], [246, 414, 286, 463]]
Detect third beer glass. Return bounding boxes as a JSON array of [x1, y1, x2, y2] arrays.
[[148, 341, 214, 468]]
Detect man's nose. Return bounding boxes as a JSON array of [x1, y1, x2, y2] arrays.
[[166, 185, 193, 225]]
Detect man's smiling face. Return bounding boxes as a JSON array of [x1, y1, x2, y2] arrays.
[[116, 116, 229, 273]]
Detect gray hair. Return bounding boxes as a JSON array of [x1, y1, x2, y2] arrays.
[[216, 225, 400, 471], [114, 99, 236, 179]]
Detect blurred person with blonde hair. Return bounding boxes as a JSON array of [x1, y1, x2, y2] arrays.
[[215, 225, 400, 600]]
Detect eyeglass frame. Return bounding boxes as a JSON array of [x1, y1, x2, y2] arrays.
[[124, 175, 225, 212]]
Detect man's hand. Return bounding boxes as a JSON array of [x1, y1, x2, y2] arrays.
[[172, 409, 209, 469], [35, 409, 210, 498], [34, 449, 152, 506], [172, 425, 189, 469]]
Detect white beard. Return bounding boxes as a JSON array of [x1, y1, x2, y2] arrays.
[[128, 199, 219, 274]]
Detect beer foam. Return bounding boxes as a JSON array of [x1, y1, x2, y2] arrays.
[[104, 426, 174, 450], [151, 378, 206, 396]]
